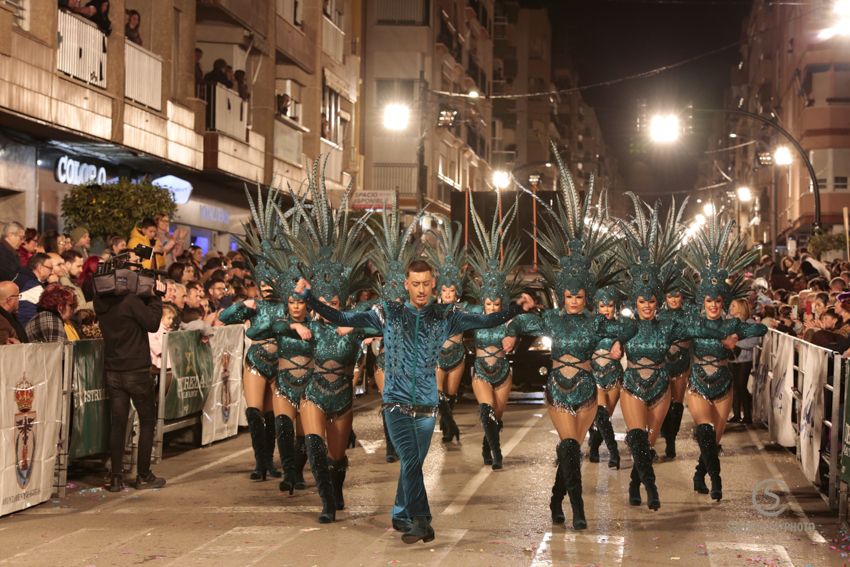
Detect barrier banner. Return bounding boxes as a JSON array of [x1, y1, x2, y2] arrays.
[[769, 333, 797, 447], [69, 340, 109, 459], [0, 343, 64, 516], [752, 331, 774, 425], [799, 342, 827, 484], [201, 325, 245, 445], [163, 331, 213, 420], [841, 359, 850, 483]]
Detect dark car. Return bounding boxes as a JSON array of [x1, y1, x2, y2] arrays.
[[460, 281, 556, 393]]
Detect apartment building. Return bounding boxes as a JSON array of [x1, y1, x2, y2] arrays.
[[0, 0, 364, 253]]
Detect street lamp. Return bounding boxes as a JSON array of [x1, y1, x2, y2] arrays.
[[818, 0, 850, 40], [383, 103, 410, 131], [703, 203, 716, 217], [736, 186, 753, 202], [648, 114, 681, 143], [774, 145, 793, 166], [492, 170, 511, 190]]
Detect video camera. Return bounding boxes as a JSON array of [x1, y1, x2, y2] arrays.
[[93, 244, 164, 298]]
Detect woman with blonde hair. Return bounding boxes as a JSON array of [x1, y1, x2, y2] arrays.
[[728, 298, 760, 424]]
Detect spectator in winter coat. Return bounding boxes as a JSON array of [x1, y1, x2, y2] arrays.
[[17, 253, 53, 327], [0, 222, 23, 282], [25, 284, 78, 343], [0, 281, 26, 344]]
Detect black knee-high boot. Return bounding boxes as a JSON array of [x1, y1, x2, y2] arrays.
[[263, 411, 282, 478], [382, 409, 398, 463], [662, 402, 684, 458], [628, 466, 641, 506], [305, 434, 336, 523], [245, 407, 266, 481], [328, 455, 348, 510], [550, 460, 566, 523], [587, 420, 603, 463], [695, 423, 722, 500], [480, 404, 502, 469], [596, 406, 620, 469], [625, 429, 660, 510], [558, 439, 587, 530], [275, 415, 296, 494], [294, 435, 307, 489], [693, 454, 709, 494], [439, 392, 459, 442]]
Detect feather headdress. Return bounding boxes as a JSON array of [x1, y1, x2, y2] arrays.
[[468, 191, 522, 304], [427, 217, 466, 295], [684, 208, 756, 305], [367, 192, 422, 302], [532, 148, 620, 302]]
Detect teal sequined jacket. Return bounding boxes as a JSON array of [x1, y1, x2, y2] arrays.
[[219, 300, 286, 378], [302, 290, 521, 407]]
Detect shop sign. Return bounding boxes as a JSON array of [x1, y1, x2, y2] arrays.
[[54, 155, 108, 186]]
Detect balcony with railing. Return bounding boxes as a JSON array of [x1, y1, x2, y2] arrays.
[[275, 0, 315, 73], [57, 10, 107, 88], [125, 40, 162, 111], [274, 116, 306, 166], [373, 163, 418, 196], [322, 15, 344, 63], [205, 83, 248, 141], [437, 16, 462, 63], [375, 0, 429, 25]]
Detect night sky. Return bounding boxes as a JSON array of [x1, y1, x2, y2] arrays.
[[538, 0, 752, 199]]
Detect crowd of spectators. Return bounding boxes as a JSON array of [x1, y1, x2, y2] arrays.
[[0, 218, 259, 372], [194, 50, 250, 101]]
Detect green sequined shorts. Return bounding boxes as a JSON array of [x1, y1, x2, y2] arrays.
[[473, 359, 511, 388], [304, 373, 353, 420], [546, 370, 597, 415], [688, 365, 732, 402], [622, 369, 669, 407]]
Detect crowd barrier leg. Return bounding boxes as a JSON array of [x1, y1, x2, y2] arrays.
[[52, 343, 74, 499]]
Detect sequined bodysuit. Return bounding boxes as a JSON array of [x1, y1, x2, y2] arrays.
[[272, 316, 314, 407], [509, 311, 607, 414], [472, 321, 514, 387], [689, 317, 767, 401], [617, 317, 727, 407], [219, 300, 285, 380], [658, 306, 693, 379], [438, 301, 469, 371], [592, 334, 623, 391]]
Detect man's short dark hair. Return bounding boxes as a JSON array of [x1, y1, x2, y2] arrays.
[[186, 280, 203, 292], [231, 261, 246, 270], [406, 260, 433, 276], [204, 257, 224, 271], [139, 218, 156, 230], [61, 250, 83, 263], [28, 252, 50, 270]]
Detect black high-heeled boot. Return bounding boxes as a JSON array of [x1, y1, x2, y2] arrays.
[[587, 418, 602, 463], [695, 423, 722, 501], [482, 436, 493, 465], [596, 406, 620, 469], [693, 455, 709, 494], [550, 460, 566, 523], [480, 404, 502, 469], [439, 392, 459, 442], [628, 466, 641, 506], [328, 455, 348, 510], [382, 409, 398, 463], [626, 429, 660, 510], [294, 435, 307, 490], [305, 434, 336, 523], [263, 411, 282, 479], [245, 407, 266, 481], [663, 402, 684, 459], [275, 415, 297, 494], [558, 438, 587, 530]]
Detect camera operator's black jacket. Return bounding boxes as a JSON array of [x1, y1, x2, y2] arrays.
[[95, 293, 162, 372]]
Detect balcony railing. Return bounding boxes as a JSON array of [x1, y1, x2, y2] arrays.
[[373, 163, 417, 195], [57, 11, 107, 88], [274, 117, 304, 166], [375, 0, 428, 25], [205, 83, 248, 141], [321, 138, 343, 183], [437, 17, 461, 62], [125, 40, 162, 111], [322, 15, 344, 62]]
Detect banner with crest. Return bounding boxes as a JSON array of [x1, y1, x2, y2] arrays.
[[0, 343, 64, 516], [201, 325, 245, 445], [163, 331, 214, 420]]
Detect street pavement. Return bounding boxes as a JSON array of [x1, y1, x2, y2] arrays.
[[0, 392, 844, 566]]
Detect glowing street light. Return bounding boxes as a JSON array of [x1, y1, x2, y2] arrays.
[[737, 186, 753, 202], [492, 170, 511, 190], [819, 0, 850, 39], [649, 114, 681, 143], [703, 203, 715, 217], [382, 103, 411, 131], [694, 213, 707, 225], [468, 89, 480, 99], [774, 145, 793, 166]]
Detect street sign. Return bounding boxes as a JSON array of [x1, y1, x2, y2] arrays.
[[351, 190, 395, 210]]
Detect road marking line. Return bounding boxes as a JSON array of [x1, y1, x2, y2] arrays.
[[745, 427, 827, 544], [707, 542, 793, 567], [347, 528, 468, 564], [442, 413, 542, 515], [0, 529, 84, 564], [163, 526, 301, 567], [531, 532, 625, 566]]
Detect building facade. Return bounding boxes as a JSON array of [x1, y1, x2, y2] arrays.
[[0, 0, 364, 253]]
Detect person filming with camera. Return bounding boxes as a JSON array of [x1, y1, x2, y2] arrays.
[[94, 245, 167, 492]]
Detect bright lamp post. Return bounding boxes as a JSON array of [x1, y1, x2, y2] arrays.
[[818, 0, 850, 39], [649, 114, 681, 143], [774, 146, 793, 167], [382, 103, 411, 131], [736, 186, 752, 202], [492, 170, 511, 190]]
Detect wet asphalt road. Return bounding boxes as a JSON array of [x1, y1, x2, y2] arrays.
[[0, 392, 844, 566]]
